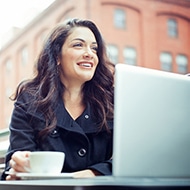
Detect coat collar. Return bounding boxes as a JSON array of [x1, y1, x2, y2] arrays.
[[55, 98, 111, 134], [26, 95, 113, 134]]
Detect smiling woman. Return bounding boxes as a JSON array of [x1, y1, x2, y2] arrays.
[[1, 18, 114, 180], [59, 27, 99, 88]]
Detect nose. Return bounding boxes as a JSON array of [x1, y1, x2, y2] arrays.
[[83, 47, 93, 59]]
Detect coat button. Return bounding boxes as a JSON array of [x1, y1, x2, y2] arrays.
[[52, 130, 57, 134], [84, 114, 89, 119], [78, 148, 86, 157]]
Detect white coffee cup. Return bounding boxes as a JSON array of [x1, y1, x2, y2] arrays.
[[29, 151, 65, 173]]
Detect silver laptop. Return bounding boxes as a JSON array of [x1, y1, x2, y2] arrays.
[[113, 64, 190, 178]]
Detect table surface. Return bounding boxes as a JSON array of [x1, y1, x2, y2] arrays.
[[0, 176, 190, 190]]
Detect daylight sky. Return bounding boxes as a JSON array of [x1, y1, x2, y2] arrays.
[[0, 0, 55, 46]]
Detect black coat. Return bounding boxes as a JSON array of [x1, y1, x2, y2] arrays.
[[1, 92, 113, 180]]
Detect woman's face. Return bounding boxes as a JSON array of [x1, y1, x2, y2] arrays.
[[59, 26, 99, 87]]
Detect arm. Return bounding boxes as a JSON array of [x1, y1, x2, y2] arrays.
[[1, 94, 38, 180], [3, 151, 31, 180], [88, 159, 112, 175], [72, 158, 112, 178]]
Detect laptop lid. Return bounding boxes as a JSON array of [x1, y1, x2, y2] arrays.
[[113, 64, 190, 178]]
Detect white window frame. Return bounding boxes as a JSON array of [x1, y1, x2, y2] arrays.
[[176, 54, 188, 74], [168, 18, 178, 37], [123, 47, 137, 65], [21, 46, 28, 66], [160, 52, 172, 72], [5, 59, 12, 74], [114, 9, 126, 29], [107, 44, 119, 64]]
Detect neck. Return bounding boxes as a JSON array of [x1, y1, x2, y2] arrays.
[[63, 86, 83, 105], [63, 85, 85, 120]]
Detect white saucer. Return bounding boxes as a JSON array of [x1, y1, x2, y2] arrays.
[[6, 172, 74, 180]]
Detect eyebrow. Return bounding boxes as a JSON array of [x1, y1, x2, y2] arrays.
[[72, 38, 97, 45]]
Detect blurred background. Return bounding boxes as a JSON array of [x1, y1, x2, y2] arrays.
[[0, 0, 190, 171]]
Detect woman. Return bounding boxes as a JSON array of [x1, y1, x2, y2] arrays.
[[1, 18, 114, 180]]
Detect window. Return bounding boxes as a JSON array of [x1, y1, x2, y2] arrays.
[[114, 9, 126, 29], [40, 31, 48, 44], [176, 54, 188, 74], [5, 59, 12, 74], [168, 19, 178, 37], [160, 52, 172, 72], [123, 47, 137, 65], [5, 87, 12, 100], [6, 116, 11, 128], [107, 45, 119, 64], [21, 46, 28, 66]]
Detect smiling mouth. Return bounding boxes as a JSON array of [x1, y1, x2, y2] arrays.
[[77, 62, 93, 68]]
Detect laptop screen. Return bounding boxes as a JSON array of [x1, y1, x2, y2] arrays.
[[113, 64, 190, 178]]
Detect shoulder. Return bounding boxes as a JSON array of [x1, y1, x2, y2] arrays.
[[14, 91, 37, 114], [13, 91, 47, 122], [16, 91, 35, 105]]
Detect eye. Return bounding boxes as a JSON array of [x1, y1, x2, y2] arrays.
[[91, 46, 98, 53], [73, 42, 83, 47]]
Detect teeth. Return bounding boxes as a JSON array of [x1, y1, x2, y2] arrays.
[[79, 63, 92, 67]]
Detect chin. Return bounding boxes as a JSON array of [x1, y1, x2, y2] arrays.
[[82, 75, 94, 83]]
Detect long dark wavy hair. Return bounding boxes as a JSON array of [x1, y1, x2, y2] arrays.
[[12, 18, 114, 139]]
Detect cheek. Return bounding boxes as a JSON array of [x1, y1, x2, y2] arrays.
[[68, 50, 83, 61], [62, 51, 78, 63], [95, 55, 99, 66]]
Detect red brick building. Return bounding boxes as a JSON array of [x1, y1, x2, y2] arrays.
[[0, 0, 190, 160]]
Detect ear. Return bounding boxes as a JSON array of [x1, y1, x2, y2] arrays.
[[57, 57, 61, 65]]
